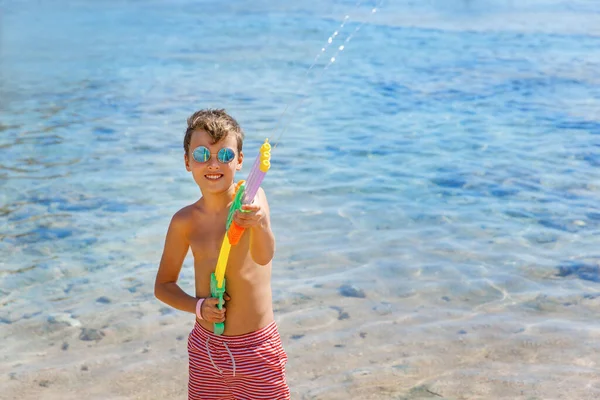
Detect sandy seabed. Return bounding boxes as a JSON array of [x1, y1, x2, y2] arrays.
[[2, 281, 600, 400]]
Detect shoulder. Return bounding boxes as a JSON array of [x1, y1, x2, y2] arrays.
[[256, 186, 268, 199], [255, 187, 270, 204], [170, 204, 197, 231], [254, 187, 271, 214], [173, 204, 194, 220]]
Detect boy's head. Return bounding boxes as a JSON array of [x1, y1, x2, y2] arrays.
[[184, 109, 244, 156], [184, 109, 245, 195]]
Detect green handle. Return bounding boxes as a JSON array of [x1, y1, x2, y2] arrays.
[[226, 183, 246, 230], [210, 273, 225, 335]]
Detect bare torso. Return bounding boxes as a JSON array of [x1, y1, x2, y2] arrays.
[[186, 203, 274, 336]]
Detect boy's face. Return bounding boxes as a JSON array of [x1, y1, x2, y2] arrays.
[[185, 129, 243, 195]]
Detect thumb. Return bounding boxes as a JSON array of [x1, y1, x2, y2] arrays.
[[205, 297, 219, 306]]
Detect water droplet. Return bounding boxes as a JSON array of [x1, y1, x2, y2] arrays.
[[339, 45, 344, 51], [330, 57, 336, 63], [328, 37, 332, 44], [344, 15, 349, 20], [333, 31, 338, 36], [321, 48, 325, 52], [372, 8, 377, 13]]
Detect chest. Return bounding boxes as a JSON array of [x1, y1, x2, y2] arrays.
[[188, 220, 250, 262], [189, 221, 225, 256]]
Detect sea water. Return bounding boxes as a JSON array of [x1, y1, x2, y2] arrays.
[[1, 0, 600, 398]]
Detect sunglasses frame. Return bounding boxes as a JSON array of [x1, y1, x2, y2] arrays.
[[191, 146, 237, 164]]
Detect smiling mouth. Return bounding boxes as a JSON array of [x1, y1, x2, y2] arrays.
[[205, 174, 224, 181]]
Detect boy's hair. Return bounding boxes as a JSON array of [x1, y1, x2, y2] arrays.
[[184, 109, 244, 155]]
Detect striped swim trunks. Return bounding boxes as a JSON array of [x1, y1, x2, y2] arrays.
[[188, 321, 290, 400]]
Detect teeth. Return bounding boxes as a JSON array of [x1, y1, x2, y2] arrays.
[[205, 174, 222, 180]]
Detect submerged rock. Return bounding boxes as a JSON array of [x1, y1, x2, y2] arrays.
[[79, 328, 105, 341], [330, 306, 351, 320], [96, 296, 111, 304], [556, 262, 600, 283], [338, 284, 366, 298]]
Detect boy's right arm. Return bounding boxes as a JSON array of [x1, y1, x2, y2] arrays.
[[154, 211, 198, 314], [154, 211, 228, 323]]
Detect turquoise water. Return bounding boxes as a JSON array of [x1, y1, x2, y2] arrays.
[[2, 0, 600, 396]]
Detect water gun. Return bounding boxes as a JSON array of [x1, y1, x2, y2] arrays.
[[209, 139, 271, 335]]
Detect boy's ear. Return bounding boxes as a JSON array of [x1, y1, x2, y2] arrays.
[[184, 153, 191, 171], [236, 151, 243, 171]]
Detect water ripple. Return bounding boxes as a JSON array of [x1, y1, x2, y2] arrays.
[[1, 1, 600, 395]]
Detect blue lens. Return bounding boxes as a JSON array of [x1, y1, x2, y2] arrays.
[[218, 148, 235, 163], [192, 146, 210, 163]]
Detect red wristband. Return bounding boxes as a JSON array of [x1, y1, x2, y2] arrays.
[[195, 298, 205, 320]]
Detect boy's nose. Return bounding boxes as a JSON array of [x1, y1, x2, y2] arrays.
[[206, 158, 220, 168]]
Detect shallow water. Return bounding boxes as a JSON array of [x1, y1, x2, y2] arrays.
[[1, 0, 600, 398]]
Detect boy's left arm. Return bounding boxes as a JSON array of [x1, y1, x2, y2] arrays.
[[233, 187, 275, 265]]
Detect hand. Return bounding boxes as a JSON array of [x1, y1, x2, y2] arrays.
[[200, 293, 230, 323], [233, 203, 266, 229]]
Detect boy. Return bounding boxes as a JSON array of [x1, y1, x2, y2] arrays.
[[154, 109, 290, 399]]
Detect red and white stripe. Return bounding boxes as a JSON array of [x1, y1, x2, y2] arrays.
[[188, 321, 290, 400]]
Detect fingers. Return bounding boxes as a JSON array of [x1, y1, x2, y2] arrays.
[[234, 209, 263, 228], [241, 203, 259, 212], [224, 292, 231, 301], [235, 209, 258, 219], [201, 297, 227, 323]]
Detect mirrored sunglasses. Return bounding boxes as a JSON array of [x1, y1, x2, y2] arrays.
[[192, 146, 236, 164]]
